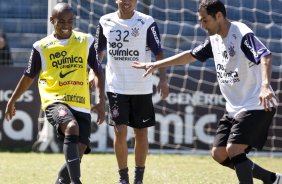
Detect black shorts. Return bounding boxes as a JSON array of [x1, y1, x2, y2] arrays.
[[107, 92, 156, 129], [213, 109, 276, 151], [45, 103, 91, 147]]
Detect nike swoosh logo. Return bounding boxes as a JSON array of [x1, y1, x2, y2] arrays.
[[59, 69, 77, 78], [142, 118, 151, 123], [67, 158, 79, 162]]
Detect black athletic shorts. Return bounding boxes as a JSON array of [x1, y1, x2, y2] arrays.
[[213, 109, 276, 151], [107, 92, 156, 129], [45, 103, 91, 148]]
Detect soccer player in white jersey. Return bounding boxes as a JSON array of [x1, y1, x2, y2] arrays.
[[95, 0, 169, 183], [5, 3, 105, 184], [132, 0, 281, 183]]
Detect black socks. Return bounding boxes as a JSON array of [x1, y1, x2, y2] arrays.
[[118, 166, 145, 184], [55, 163, 70, 184], [230, 153, 253, 184], [63, 135, 81, 184], [119, 167, 129, 183], [222, 156, 276, 183], [134, 166, 145, 184]]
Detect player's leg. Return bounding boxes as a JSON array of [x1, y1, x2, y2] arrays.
[[211, 113, 233, 166], [130, 94, 155, 184], [212, 114, 254, 183], [133, 128, 148, 184], [228, 143, 254, 183], [45, 103, 81, 184], [107, 92, 130, 184], [231, 110, 278, 184], [114, 125, 129, 183], [227, 143, 280, 184], [54, 143, 88, 184], [213, 144, 280, 184], [215, 110, 278, 184]]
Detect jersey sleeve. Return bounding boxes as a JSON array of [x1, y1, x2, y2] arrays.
[[24, 47, 41, 78], [241, 33, 271, 64], [190, 38, 213, 62], [88, 41, 103, 75], [147, 22, 162, 55], [95, 23, 107, 52]]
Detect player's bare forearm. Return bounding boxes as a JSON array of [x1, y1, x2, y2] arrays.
[[155, 51, 167, 80], [260, 54, 272, 87], [8, 75, 34, 104], [154, 50, 196, 68], [94, 71, 105, 104], [155, 51, 169, 99], [132, 50, 197, 77], [93, 71, 106, 124], [97, 51, 105, 63]]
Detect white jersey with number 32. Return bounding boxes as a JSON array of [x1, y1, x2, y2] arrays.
[[98, 11, 161, 94]]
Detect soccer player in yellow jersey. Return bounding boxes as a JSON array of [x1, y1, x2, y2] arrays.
[[5, 3, 105, 184]]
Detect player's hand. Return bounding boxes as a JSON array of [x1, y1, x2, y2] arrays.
[[131, 61, 158, 77], [259, 85, 279, 111], [5, 100, 16, 121], [158, 78, 169, 99], [91, 101, 105, 125]]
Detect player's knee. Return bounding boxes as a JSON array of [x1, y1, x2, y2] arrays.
[[226, 144, 247, 158], [134, 128, 147, 139], [114, 125, 127, 138], [65, 120, 79, 135], [211, 147, 228, 163]]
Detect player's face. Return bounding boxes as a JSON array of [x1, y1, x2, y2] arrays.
[[51, 10, 74, 39], [116, 0, 137, 18], [198, 8, 219, 36]]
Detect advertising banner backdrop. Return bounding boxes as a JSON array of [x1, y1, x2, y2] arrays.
[[0, 67, 41, 151], [0, 67, 281, 153]]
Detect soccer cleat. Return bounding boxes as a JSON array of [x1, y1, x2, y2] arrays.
[[134, 181, 143, 184], [273, 173, 282, 184]]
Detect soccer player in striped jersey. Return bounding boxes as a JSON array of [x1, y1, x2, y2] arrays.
[[5, 3, 105, 184], [95, 0, 169, 183], [132, 0, 281, 183]]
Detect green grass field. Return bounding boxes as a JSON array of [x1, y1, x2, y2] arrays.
[[1, 152, 281, 184]]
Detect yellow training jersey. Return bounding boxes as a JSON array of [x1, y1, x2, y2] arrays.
[[36, 31, 91, 111]]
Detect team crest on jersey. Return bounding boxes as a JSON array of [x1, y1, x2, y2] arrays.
[[111, 105, 119, 118], [131, 27, 140, 37], [58, 107, 67, 117], [228, 44, 236, 57]]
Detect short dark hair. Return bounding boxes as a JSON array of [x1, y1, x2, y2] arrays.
[[199, 0, 226, 18]]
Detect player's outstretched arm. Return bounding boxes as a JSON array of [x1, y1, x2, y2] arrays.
[[132, 50, 197, 77], [5, 75, 35, 121]]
